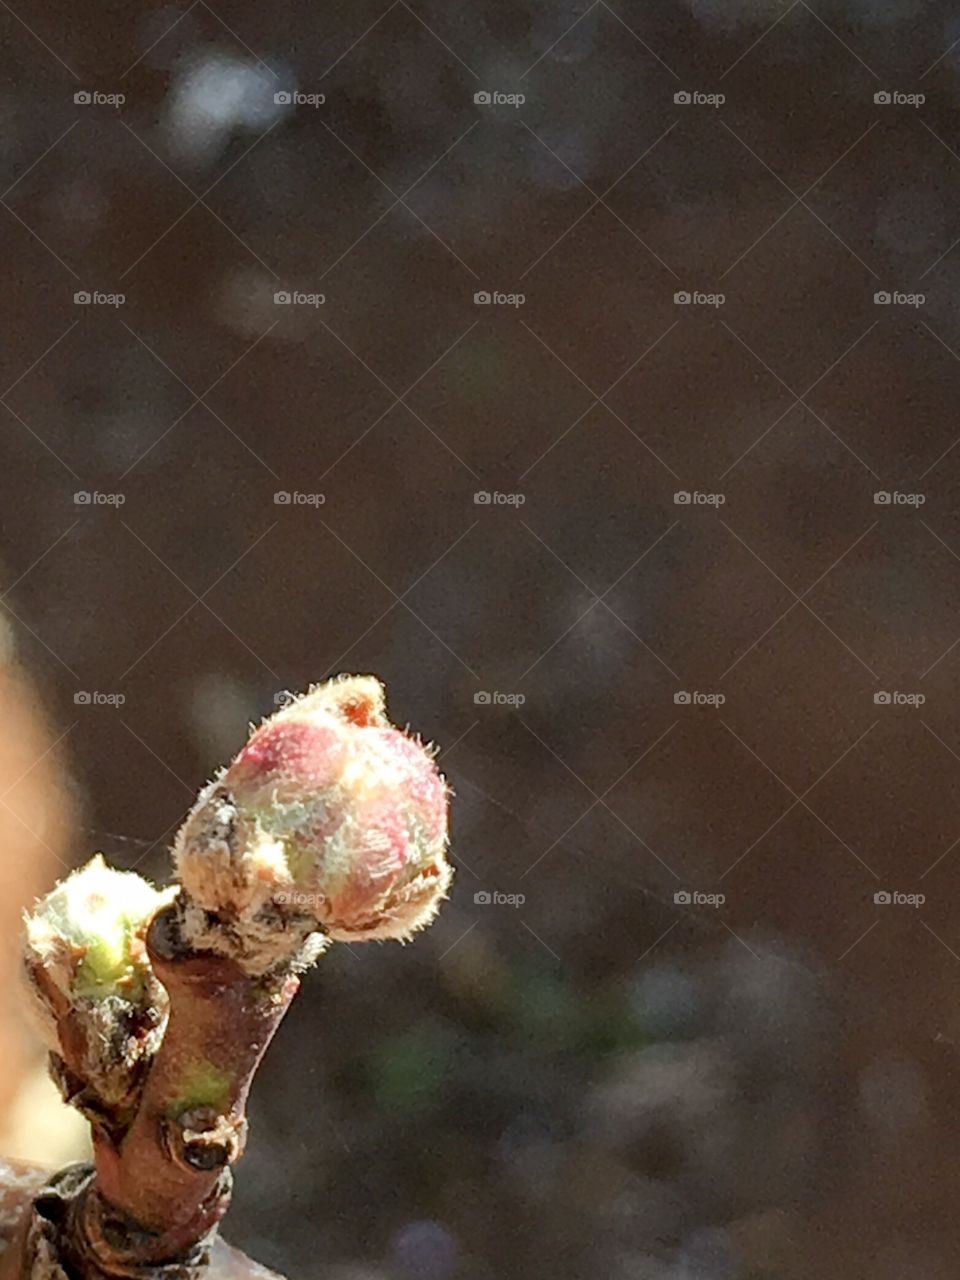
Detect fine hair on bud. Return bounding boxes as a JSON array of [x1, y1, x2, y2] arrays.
[[173, 674, 453, 974]]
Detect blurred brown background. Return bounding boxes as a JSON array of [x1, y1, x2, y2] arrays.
[[2, 1, 960, 1276]]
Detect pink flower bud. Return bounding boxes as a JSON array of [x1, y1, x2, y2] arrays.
[[174, 677, 452, 970]]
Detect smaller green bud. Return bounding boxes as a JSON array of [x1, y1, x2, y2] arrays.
[[23, 856, 175, 1120]]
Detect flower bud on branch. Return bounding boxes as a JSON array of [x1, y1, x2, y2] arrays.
[[8, 675, 453, 1279], [174, 675, 452, 973], [22, 857, 175, 1139]]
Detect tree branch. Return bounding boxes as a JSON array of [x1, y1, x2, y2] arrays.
[[3, 676, 453, 1279]]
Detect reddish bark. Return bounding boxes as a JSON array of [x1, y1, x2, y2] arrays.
[[88, 903, 299, 1262], [0, 1161, 284, 1279]]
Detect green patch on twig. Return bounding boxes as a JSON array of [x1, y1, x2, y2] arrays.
[[171, 1061, 234, 1115]]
